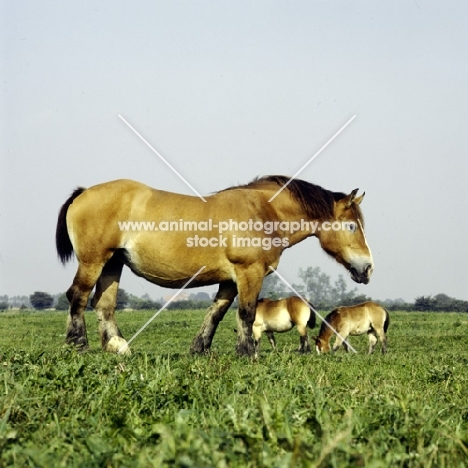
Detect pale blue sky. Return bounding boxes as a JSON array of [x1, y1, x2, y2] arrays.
[[1, 1, 467, 302]]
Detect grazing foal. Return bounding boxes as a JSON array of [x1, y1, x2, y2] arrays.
[[253, 296, 316, 353], [315, 301, 389, 354]]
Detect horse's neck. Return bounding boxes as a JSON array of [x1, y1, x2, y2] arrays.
[[270, 197, 319, 246], [319, 321, 335, 342]]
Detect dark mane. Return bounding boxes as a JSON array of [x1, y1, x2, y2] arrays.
[[319, 307, 340, 336], [220, 175, 363, 221]]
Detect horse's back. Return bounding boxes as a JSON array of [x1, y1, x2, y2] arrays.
[[340, 302, 387, 334], [67, 179, 153, 220], [362, 302, 388, 330], [69, 178, 211, 218], [327, 303, 370, 335]]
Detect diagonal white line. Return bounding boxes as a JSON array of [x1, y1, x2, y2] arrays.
[[268, 115, 356, 203], [118, 114, 207, 202], [117, 266, 206, 354], [268, 266, 357, 353]]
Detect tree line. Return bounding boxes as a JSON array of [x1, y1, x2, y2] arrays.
[[1, 267, 467, 312]]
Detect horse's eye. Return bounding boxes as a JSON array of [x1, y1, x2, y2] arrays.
[[347, 222, 357, 232]]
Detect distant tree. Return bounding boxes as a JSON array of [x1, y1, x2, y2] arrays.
[[127, 293, 140, 310], [433, 293, 458, 312], [138, 299, 162, 310], [329, 275, 358, 306], [297, 267, 333, 307], [291, 282, 306, 298], [189, 292, 211, 301], [434, 293, 451, 305], [116, 289, 129, 310], [0, 301, 9, 311], [56, 293, 69, 311], [127, 293, 161, 310], [413, 293, 468, 312], [413, 296, 436, 311], [382, 298, 411, 311], [9, 295, 31, 308], [259, 274, 288, 300], [30, 291, 54, 310], [450, 299, 468, 312], [168, 299, 212, 310], [339, 293, 372, 307]]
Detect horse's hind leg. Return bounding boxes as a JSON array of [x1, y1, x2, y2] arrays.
[[297, 324, 311, 353], [91, 255, 129, 354], [367, 331, 378, 354], [375, 328, 388, 354], [66, 263, 104, 351], [265, 331, 276, 350], [190, 281, 238, 354]]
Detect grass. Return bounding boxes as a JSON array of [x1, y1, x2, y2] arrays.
[[1, 309, 468, 467]]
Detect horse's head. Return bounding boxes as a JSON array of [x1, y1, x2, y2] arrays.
[[314, 336, 330, 354], [317, 189, 373, 284]]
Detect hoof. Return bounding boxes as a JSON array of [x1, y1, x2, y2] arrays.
[[236, 339, 256, 357], [65, 342, 90, 353], [190, 347, 210, 355], [106, 336, 131, 355], [190, 336, 210, 355], [65, 335, 89, 350]]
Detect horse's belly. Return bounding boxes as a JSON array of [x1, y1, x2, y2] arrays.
[[349, 324, 371, 335], [121, 239, 233, 288], [264, 315, 293, 333]]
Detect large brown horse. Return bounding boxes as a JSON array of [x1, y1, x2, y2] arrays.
[[56, 175, 373, 356]]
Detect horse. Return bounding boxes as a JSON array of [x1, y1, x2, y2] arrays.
[[55, 175, 373, 357], [253, 296, 316, 353], [314, 301, 389, 354]]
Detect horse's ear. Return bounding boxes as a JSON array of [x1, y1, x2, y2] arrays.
[[345, 188, 365, 207], [353, 191, 365, 206]]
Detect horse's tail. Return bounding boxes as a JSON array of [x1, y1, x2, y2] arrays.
[[307, 301, 317, 329], [383, 307, 390, 333], [56, 187, 86, 265]]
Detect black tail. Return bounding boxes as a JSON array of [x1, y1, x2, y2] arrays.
[[56, 187, 86, 265], [307, 301, 317, 329], [383, 307, 390, 333]]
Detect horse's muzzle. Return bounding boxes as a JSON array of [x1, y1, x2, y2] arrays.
[[350, 263, 373, 284]]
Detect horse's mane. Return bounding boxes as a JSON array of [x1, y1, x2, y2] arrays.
[[220, 175, 363, 222]]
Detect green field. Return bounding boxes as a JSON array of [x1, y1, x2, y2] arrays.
[[1, 309, 467, 467]]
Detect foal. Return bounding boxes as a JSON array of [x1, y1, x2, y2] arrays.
[[253, 296, 316, 353], [315, 301, 389, 354]]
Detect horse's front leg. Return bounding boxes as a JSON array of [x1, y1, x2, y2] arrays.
[[332, 333, 347, 353], [236, 302, 257, 357], [190, 281, 237, 354], [235, 266, 264, 357]]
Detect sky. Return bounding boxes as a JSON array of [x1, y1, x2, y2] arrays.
[[1, 1, 467, 304]]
